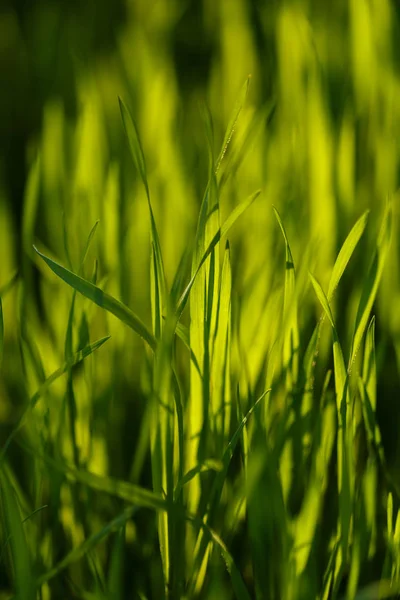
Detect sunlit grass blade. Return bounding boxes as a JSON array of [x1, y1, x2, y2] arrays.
[[107, 528, 125, 600], [118, 97, 150, 200], [309, 272, 352, 586], [187, 515, 252, 600], [211, 241, 232, 450], [20, 441, 168, 511], [327, 211, 369, 301], [0, 270, 19, 298], [119, 96, 166, 337], [188, 389, 270, 596], [176, 189, 260, 318], [22, 155, 41, 259], [34, 245, 156, 350], [292, 382, 335, 576], [215, 76, 250, 174], [36, 505, 137, 587], [349, 205, 392, 371], [175, 321, 202, 377], [219, 100, 276, 190], [273, 206, 299, 388], [0, 335, 110, 463], [0, 470, 36, 600], [174, 459, 223, 500]]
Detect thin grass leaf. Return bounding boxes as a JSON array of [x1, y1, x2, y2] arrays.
[[119, 97, 150, 200], [176, 190, 260, 318], [327, 211, 369, 301], [309, 272, 352, 585], [215, 76, 251, 174], [211, 241, 232, 450], [0, 335, 110, 463], [0, 298, 3, 369], [107, 528, 125, 600], [34, 245, 156, 350], [188, 390, 270, 596], [175, 321, 202, 378], [119, 96, 166, 330], [0, 271, 19, 298], [36, 506, 137, 587], [309, 273, 336, 331], [273, 206, 299, 387], [174, 460, 223, 499], [18, 440, 168, 512], [187, 515, 252, 600], [349, 205, 392, 371]]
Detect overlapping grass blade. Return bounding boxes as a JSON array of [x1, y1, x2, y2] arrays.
[[211, 241, 232, 450], [349, 206, 392, 371], [0, 271, 19, 298], [34, 246, 156, 350], [327, 211, 369, 301], [215, 76, 250, 174], [187, 515, 252, 600], [119, 97, 166, 337], [36, 506, 137, 586], [176, 189, 260, 319], [273, 206, 299, 388], [188, 389, 270, 596], [309, 272, 352, 587], [0, 335, 110, 463], [0, 297, 3, 369]]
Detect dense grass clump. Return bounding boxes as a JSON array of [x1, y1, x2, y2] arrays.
[[1, 2, 400, 599]]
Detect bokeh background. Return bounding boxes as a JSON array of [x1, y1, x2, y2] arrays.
[[1, 0, 400, 597]]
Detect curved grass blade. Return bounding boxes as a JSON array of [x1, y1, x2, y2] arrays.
[[19, 440, 168, 512], [0, 271, 19, 298], [273, 206, 299, 387], [174, 459, 223, 499], [215, 76, 251, 174], [0, 336, 110, 463], [188, 390, 270, 597], [349, 205, 392, 371], [187, 515, 252, 600], [309, 272, 352, 591], [176, 189, 260, 318], [36, 505, 138, 586], [327, 211, 369, 301], [34, 245, 156, 351]]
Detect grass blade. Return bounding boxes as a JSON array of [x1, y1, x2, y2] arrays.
[[327, 211, 369, 301], [349, 205, 392, 370], [119, 97, 150, 200], [273, 206, 299, 388], [0, 336, 110, 463], [215, 76, 251, 174], [119, 96, 166, 338], [0, 297, 3, 370], [176, 189, 260, 319], [34, 245, 156, 351]]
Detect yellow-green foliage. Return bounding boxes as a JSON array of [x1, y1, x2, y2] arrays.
[[1, 1, 400, 599]]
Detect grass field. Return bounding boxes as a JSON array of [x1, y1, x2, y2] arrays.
[[1, 1, 400, 598]]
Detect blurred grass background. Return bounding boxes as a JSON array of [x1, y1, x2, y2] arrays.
[[1, 0, 400, 598]]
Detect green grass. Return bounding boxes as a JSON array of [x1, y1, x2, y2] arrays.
[[1, 1, 400, 598]]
